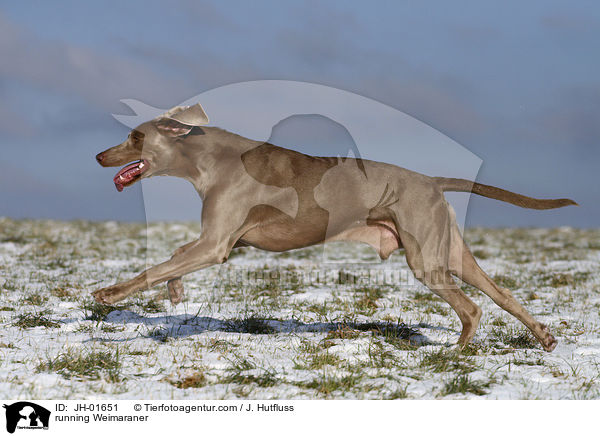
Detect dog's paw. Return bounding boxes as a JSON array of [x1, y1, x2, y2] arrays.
[[167, 279, 184, 305], [92, 286, 123, 305], [540, 324, 558, 352]]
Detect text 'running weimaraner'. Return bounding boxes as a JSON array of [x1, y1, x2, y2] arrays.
[[94, 103, 577, 352]]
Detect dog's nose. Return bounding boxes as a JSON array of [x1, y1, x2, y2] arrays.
[[96, 153, 105, 164]]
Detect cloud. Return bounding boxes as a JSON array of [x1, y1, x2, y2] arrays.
[[0, 12, 193, 113], [253, 3, 489, 140], [1, 1, 487, 144], [127, 0, 486, 144], [118, 40, 265, 92]]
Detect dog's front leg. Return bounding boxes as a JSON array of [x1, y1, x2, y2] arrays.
[[163, 239, 201, 305], [92, 237, 229, 305], [167, 278, 184, 305]]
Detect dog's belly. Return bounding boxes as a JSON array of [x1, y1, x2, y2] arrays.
[[238, 212, 401, 258], [234, 204, 328, 251], [238, 222, 328, 252], [325, 220, 401, 260]]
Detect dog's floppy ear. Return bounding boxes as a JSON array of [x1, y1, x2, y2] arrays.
[[155, 103, 209, 137], [155, 118, 195, 136], [168, 103, 209, 126], [154, 103, 209, 136]]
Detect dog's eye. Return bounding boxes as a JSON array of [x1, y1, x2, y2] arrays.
[[130, 131, 145, 145]]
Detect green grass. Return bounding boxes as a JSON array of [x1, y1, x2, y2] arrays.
[[207, 339, 240, 352], [411, 291, 438, 302], [353, 287, 386, 316], [537, 272, 591, 288], [492, 274, 518, 289], [509, 355, 546, 367], [13, 313, 61, 329], [384, 386, 409, 399], [490, 317, 507, 327], [367, 340, 404, 369], [20, 293, 48, 306], [423, 305, 450, 316], [2, 281, 19, 292], [0, 342, 16, 349], [220, 355, 279, 388], [148, 327, 170, 342], [82, 301, 129, 321], [100, 324, 125, 333], [135, 298, 166, 313], [220, 371, 279, 388], [419, 348, 477, 374], [440, 375, 492, 396], [2, 220, 599, 399], [353, 321, 420, 350], [128, 349, 154, 356], [1, 235, 29, 244], [298, 339, 328, 355], [37, 348, 122, 382], [293, 374, 362, 396], [294, 351, 342, 370], [489, 326, 538, 349], [50, 286, 77, 300], [225, 317, 275, 334], [324, 326, 362, 341], [305, 302, 332, 320]]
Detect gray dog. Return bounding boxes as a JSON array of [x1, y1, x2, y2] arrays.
[[94, 103, 577, 351]]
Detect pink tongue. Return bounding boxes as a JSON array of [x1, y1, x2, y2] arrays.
[[113, 160, 142, 192]]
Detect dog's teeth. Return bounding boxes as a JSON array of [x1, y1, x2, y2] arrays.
[[139, 162, 144, 169], [119, 175, 125, 181]]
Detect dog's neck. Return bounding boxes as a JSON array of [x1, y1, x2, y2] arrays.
[[175, 127, 262, 198]]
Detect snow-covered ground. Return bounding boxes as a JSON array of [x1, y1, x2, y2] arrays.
[[1, 218, 599, 399]]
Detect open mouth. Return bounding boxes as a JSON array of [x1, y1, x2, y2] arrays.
[[113, 159, 149, 192]]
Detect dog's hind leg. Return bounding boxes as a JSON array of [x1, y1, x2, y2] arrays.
[[411, 267, 482, 346], [449, 230, 557, 352], [399, 228, 482, 347], [427, 273, 482, 346], [387, 189, 482, 347]]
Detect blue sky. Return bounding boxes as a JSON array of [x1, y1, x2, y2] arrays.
[[0, 1, 598, 226]]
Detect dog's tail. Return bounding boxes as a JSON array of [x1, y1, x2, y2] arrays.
[[434, 177, 578, 210]]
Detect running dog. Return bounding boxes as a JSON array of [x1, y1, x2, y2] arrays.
[[94, 103, 577, 351]]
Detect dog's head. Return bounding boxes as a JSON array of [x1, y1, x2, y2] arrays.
[[96, 103, 209, 192]]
